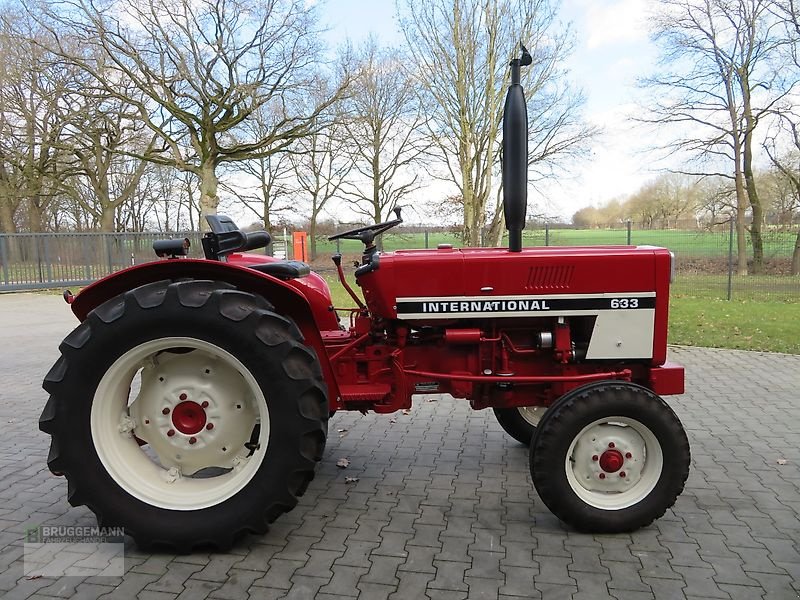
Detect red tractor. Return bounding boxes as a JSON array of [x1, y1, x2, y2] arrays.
[[40, 48, 689, 551]]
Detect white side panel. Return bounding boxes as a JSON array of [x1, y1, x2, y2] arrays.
[[586, 309, 655, 359]]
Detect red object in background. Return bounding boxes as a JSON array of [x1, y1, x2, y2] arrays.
[[292, 232, 308, 262]]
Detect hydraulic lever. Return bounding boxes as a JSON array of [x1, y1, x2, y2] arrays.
[[332, 253, 366, 311]]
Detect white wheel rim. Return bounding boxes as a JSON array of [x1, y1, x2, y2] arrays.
[[518, 406, 546, 427], [565, 416, 663, 510], [90, 337, 269, 511]]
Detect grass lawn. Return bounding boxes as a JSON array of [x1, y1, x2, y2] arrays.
[[318, 227, 800, 260], [668, 293, 800, 354]]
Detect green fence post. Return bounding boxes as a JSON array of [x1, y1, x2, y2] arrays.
[[425, 230, 429, 248], [0, 235, 8, 285], [627, 220, 632, 245], [105, 235, 114, 275], [43, 235, 53, 283], [35, 235, 43, 283], [82, 236, 92, 280], [545, 223, 550, 246]]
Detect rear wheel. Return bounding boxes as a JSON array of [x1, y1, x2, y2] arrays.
[[40, 280, 328, 551], [493, 406, 546, 445], [530, 382, 689, 533]]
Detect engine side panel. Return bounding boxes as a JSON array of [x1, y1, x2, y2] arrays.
[[357, 245, 672, 365]]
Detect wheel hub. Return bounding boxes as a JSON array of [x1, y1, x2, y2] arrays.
[[570, 422, 648, 495], [128, 349, 259, 476], [599, 448, 624, 473], [171, 401, 207, 435]]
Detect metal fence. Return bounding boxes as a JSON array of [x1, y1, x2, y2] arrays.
[[1, 224, 798, 301]]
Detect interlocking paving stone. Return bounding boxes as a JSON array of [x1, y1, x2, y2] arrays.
[[207, 568, 263, 599], [1, 294, 800, 599]]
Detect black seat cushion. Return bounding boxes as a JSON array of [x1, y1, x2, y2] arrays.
[[248, 260, 311, 280]]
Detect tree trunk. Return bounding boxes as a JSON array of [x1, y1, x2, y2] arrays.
[[28, 197, 44, 233], [461, 154, 480, 246], [747, 180, 765, 272], [792, 230, 800, 276], [486, 187, 505, 247], [0, 194, 17, 234], [486, 212, 504, 247], [463, 190, 483, 247], [735, 202, 747, 276], [0, 161, 18, 234], [741, 78, 764, 273], [100, 206, 116, 233], [198, 162, 219, 231], [309, 212, 318, 261], [263, 201, 271, 232], [733, 170, 748, 276]]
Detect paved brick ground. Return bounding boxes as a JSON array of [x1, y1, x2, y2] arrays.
[[1, 292, 799, 599]]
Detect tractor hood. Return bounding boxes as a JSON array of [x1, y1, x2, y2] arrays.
[[356, 244, 674, 364]]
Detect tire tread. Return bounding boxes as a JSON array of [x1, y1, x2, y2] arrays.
[[40, 279, 328, 551]]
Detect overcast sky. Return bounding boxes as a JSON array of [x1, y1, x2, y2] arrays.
[[314, 0, 663, 222]]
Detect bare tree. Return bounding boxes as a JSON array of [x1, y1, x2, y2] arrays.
[[0, 9, 76, 232], [764, 116, 800, 273], [340, 40, 430, 226], [223, 104, 296, 233], [643, 0, 791, 274], [33, 0, 351, 228], [224, 153, 293, 233], [757, 168, 799, 224], [694, 176, 737, 226], [289, 120, 353, 260], [400, 0, 593, 246], [56, 83, 156, 231], [0, 14, 20, 233], [768, 1, 800, 273]]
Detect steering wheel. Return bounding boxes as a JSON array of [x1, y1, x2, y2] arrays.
[[328, 207, 403, 245]]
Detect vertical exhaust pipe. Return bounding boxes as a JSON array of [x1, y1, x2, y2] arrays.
[[502, 44, 532, 252]]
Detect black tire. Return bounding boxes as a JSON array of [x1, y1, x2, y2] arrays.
[[530, 381, 689, 533], [40, 280, 328, 551], [493, 406, 545, 445], [529, 381, 617, 455]]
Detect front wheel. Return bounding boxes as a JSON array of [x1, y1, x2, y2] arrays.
[[493, 406, 546, 445], [530, 382, 689, 533], [40, 280, 328, 551]]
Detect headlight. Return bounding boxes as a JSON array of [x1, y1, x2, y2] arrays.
[[669, 251, 676, 284]]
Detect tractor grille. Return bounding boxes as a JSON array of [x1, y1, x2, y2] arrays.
[[526, 265, 574, 290]]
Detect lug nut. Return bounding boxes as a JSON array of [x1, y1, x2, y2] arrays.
[[599, 473, 606, 479], [619, 471, 626, 478], [206, 423, 214, 430], [167, 429, 175, 437], [592, 455, 599, 461], [179, 393, 187, 401], [162, 407, 170, 415], [201, 401, 209, 408], [608, 442, 615, 448], [189, 437, 197, 445], [625, 452, 632, 459]]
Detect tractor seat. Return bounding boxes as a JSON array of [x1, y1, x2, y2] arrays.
[[248, 260, 311, 280]]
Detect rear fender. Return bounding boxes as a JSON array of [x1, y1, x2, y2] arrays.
[[71, 259, 340, 399]]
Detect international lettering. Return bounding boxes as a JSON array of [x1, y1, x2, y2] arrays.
[[421, 299, 551, 313]]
